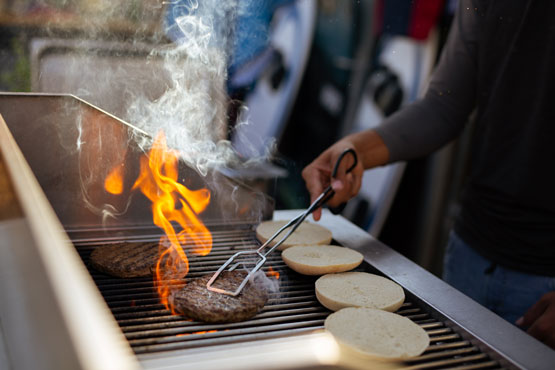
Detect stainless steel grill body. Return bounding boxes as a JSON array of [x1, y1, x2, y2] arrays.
[[1, 94, 554, 370]]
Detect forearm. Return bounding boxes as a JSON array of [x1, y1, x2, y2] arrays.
[[333, 88, 468, 168]]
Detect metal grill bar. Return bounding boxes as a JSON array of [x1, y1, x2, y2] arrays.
[[73, 223, 505, 369], [124, 312, 328, 338], [133, 326, 325, 354]]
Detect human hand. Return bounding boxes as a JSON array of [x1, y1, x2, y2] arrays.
[[301, 140, 364, 221], [516, 291, 555, 349]]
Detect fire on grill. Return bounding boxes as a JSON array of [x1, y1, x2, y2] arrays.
[[91, 128, 277, 324], [1, 94, 555, 370], [105, 131, 213, 314]]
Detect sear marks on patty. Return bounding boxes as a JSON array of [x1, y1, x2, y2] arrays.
[[90, 242, 159, 278], [171, 271, 269, 323]]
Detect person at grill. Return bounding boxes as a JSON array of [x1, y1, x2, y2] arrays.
[[302, 0, 555, 349]]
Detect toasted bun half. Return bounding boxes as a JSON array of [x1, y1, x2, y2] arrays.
[[281, 245, 363, 275], [315, 272, 405, 312], [256, 220, 332, 251], [325, 307, 429, 361]]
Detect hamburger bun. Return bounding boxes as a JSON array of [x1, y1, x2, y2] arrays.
[[325, 307, 429, 361], [281, 245, 363, 275], [315, 272, 405, 312], [256, 220, 332, 251]]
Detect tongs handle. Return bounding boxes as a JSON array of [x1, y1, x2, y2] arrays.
[[259, 148, 358, 256], [310, 148, 358, 211]]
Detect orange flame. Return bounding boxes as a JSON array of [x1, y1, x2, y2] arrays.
[[132, 131, 212, 311], [104, 163, 124, 195], [267, 266, 280, 280]]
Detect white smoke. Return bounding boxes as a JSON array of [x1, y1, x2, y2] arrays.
[[127, 0, 252, 175], [52, 0, 275, 227], [50, 0, 274, 176], [251, 269, 280, 294]]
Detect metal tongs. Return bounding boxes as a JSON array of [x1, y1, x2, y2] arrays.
[[207, 149, 358, 296]]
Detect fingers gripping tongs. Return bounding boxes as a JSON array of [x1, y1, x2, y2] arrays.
[[206, 149, 358, 296]]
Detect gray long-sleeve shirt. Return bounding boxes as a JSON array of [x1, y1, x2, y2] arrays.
[[373, 0, 555, 276]]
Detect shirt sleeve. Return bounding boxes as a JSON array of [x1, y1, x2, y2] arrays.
[[373, 0, 480, 163]]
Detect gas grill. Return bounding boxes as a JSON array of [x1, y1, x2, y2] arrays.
[[72, 222, 503, 368], [1, 93, 554, 370]]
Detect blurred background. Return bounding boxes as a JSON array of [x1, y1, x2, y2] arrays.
[[0, 0, 465, 277]]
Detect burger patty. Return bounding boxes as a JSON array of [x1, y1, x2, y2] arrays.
[[171, 271, 269, 323], [89, 242, 159, 278]]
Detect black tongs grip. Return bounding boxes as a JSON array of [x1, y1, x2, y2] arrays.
[[313, 148, 358, 210]]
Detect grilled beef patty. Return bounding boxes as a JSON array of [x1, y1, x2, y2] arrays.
[[90, 242, 159, 278], [171, 271, 269, 323]]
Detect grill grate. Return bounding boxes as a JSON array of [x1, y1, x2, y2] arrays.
[[72, 223, 507, 369]]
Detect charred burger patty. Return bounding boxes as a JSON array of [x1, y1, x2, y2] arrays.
[[90, 242, 158, 278], [171, 271, 269, 323]]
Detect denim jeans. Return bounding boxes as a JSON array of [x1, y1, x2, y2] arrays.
[[443, 231, 555, 324]]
